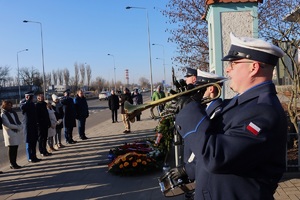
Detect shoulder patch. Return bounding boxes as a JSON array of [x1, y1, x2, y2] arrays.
[[246, 122, 261, 136]]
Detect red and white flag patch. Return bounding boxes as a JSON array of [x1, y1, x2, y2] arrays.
[[246, 122, 261, 136]]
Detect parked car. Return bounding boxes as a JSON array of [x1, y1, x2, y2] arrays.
[[98, 91, 110, 101]]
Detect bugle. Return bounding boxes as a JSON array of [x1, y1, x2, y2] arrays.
[[125, 80, 224, 123]]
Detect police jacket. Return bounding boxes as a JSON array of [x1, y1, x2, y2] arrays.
[[176, 81, 287, 200], [20, 99, 38, 143], [176, 98, 223, 180]]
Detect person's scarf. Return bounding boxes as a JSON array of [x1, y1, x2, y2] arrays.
[[2, 109, 21, 132]]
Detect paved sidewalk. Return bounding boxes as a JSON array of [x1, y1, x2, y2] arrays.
[[0, 108, 300, 200]]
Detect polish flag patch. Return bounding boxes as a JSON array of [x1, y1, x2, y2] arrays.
[[246, 122, 261, 136]]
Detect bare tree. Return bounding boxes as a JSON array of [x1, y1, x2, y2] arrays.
[[259, 0, 300, 131], [74, 62, 79, 91], [52, 70, 57, 85], [63, 68, 70, 87], [86, 64, 92, 90], [46, 72, 51, 88], [57, 69, 64, 85], [0, 66, 10, 87], [138, 77, 150, 89], [162, 0, 208, 71], [19, 67, 41, 91], [79, 63, 85, 87]]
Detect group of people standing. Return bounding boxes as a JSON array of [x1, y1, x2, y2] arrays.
[[108, 88, 143, 134], [0, 89, 89, 171]]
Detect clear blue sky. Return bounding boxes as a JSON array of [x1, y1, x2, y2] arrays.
[[0, 0, 179, 86]]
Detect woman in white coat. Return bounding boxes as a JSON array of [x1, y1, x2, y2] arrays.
[[1, 100, 23, 169], [46, 101, 58, 152]]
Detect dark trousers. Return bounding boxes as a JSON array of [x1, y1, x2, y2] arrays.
[[8, 145, 18, 166], [26, 141, 37, 160], [77, 118, 86, 138], [38, 134, 48, 154], [38, 126, 48, 154], [136, 114, 141, 121], [64, 127, 74, 142], [111, 109, 118, 122]]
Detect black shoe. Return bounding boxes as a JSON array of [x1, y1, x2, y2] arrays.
[[71, 140, 77, 143], [66, 140, 75, 144], [112, 121, 115, 123], [10, 165, 22, 169], [44, 152, 52, 156], [81, 136, 88, 140], [0, 171, 3, 174], [29, 159, 40, 163], [123, 130, 131, 134]]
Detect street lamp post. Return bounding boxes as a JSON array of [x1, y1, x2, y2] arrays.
[[23, 20, 46, 97], [107, 53, 117, 91], [126, 6, 153, 97], [152, 43, 166, 92], [17, 49, 28, 101], [155, 57, 166, 93]]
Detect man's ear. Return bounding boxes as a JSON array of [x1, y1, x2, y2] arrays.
[[250, 62, 260, 75]]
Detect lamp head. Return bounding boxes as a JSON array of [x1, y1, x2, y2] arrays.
[[23, 20, 28, 23], [125, 6, 132, 9]]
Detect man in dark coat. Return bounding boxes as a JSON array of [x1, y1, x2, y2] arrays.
[[119, 88, 133, 133], [60, 89, 77, 144], [35, 93, 51, 156], [74, 89, 89, 140], [51, 94, 64, 149], [131, 89, 143, 121], [169, 33, 287, 200], [20, 91, 41, 163], [108, 90, 119, 123]]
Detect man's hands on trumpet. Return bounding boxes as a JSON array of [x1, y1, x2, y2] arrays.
[[168, 165, 188, 180]]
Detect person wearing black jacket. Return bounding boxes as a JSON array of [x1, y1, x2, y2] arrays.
[[60, 89, 77, 144], [119, 88, 133, 133], [74, 89, 89, 140], [108, 90, 119, 123], [132, 89, 143, 121], [51, 94, 64, 149], [35, 93, 51, 157], [20, 91, 41, 163]]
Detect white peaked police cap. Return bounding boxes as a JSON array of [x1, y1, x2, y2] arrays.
[[222, 32, 285, 66], [52, 94, 58, 101], [196, 69, 226, 84]]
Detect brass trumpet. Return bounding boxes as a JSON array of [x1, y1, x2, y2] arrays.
[[125, 81, 224, 123]]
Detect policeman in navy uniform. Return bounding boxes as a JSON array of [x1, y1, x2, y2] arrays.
[[168, 70, 226, 200], [20, 91, 42, 163], [169, 33, 287, 200], [184, 67, 197, 90]]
